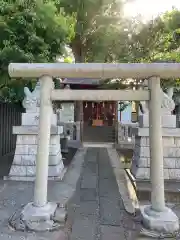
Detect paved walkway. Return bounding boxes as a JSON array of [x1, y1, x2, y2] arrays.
[[67, 148, 142, 240]]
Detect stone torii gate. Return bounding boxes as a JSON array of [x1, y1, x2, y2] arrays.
[[8, 63, 180, 234]]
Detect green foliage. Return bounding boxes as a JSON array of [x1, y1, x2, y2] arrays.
[[0, 79, 35, 104], [2, 0, 180, 104], [112, 8, 180, 89], [99, 8, 180, 108], [0, 0, 74, 102], [119, 101, 130, 111], [58, 0, 124, 62]]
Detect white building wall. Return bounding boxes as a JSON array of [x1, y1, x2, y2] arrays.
[[117, 102, 132, 123], [60, 103, 74, 122]]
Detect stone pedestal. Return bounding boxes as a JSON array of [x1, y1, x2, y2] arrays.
[[132, 113, 180, 181], [141, 205, 179, 235], [4, 109, 64, 181]]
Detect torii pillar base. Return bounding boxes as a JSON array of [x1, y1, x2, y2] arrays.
[[9, 202, 67, 231]]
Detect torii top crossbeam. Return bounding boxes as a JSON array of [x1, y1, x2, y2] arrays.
[[8, 63, 180, 79]]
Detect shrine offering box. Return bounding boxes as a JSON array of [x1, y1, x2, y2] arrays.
[[92, 119, 103, 126]]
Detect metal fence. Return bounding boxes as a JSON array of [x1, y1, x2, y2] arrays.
[[0, 102, 24, 158]]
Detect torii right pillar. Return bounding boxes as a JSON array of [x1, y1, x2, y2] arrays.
[[140, 77, 179, 234]]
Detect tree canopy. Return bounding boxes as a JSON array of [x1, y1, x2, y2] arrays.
[[0, 0, 74, 103], [101, 8, 180, 90], [1, 0, 180, 103], [125, 9, 180, 64], [57, 0, 125, 62]]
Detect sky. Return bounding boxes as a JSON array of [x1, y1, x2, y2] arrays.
[[124, 0, 180, 21]]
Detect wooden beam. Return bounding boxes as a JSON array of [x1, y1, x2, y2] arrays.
[[51, 89, 149, 101], [8, 63, 180, 79]]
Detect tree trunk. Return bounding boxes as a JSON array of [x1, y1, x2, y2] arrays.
[[72, 41, 85, 141], [73, 51, 84, 123], [74, 101, 83, 121]]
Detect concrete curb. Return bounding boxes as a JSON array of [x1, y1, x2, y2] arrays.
[[107, 148, 139, 215], [57, 147, 87, 206]]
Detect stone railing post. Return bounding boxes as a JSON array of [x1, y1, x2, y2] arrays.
[[76, 121, 81, 141], [124, 125, 129, 141], [117, 123, 122, 143], [174, 95, 180, 127]]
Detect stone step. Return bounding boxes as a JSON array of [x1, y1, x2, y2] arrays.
[[83, 126, 116, 142]]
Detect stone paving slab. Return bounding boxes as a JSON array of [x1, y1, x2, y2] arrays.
[[70, 218, 97, 240], [81, 174, 97, 189], [100, 225, 125, 240], [99, 197, 125, 225], [67, 147, 142, 240], [75, 201, 99, 217], [80, 188, 97, 201]]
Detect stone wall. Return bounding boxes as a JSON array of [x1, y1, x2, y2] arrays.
[[131, 114, 180, 181], [4, 82, 64, 181]]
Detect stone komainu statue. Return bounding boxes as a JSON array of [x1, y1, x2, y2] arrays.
[[22, 82, 41, 112], [22, 81, 57, 113], [140, 88, 175, 115]]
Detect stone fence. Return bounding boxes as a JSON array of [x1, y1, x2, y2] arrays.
[[118, 122, 138, 145], [58, 121, 81, 141]]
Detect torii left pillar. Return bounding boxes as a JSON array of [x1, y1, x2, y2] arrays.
[[9, 76, 66, 231]]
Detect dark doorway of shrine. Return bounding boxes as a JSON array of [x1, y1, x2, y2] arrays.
[[83, 101, 117, 142]]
